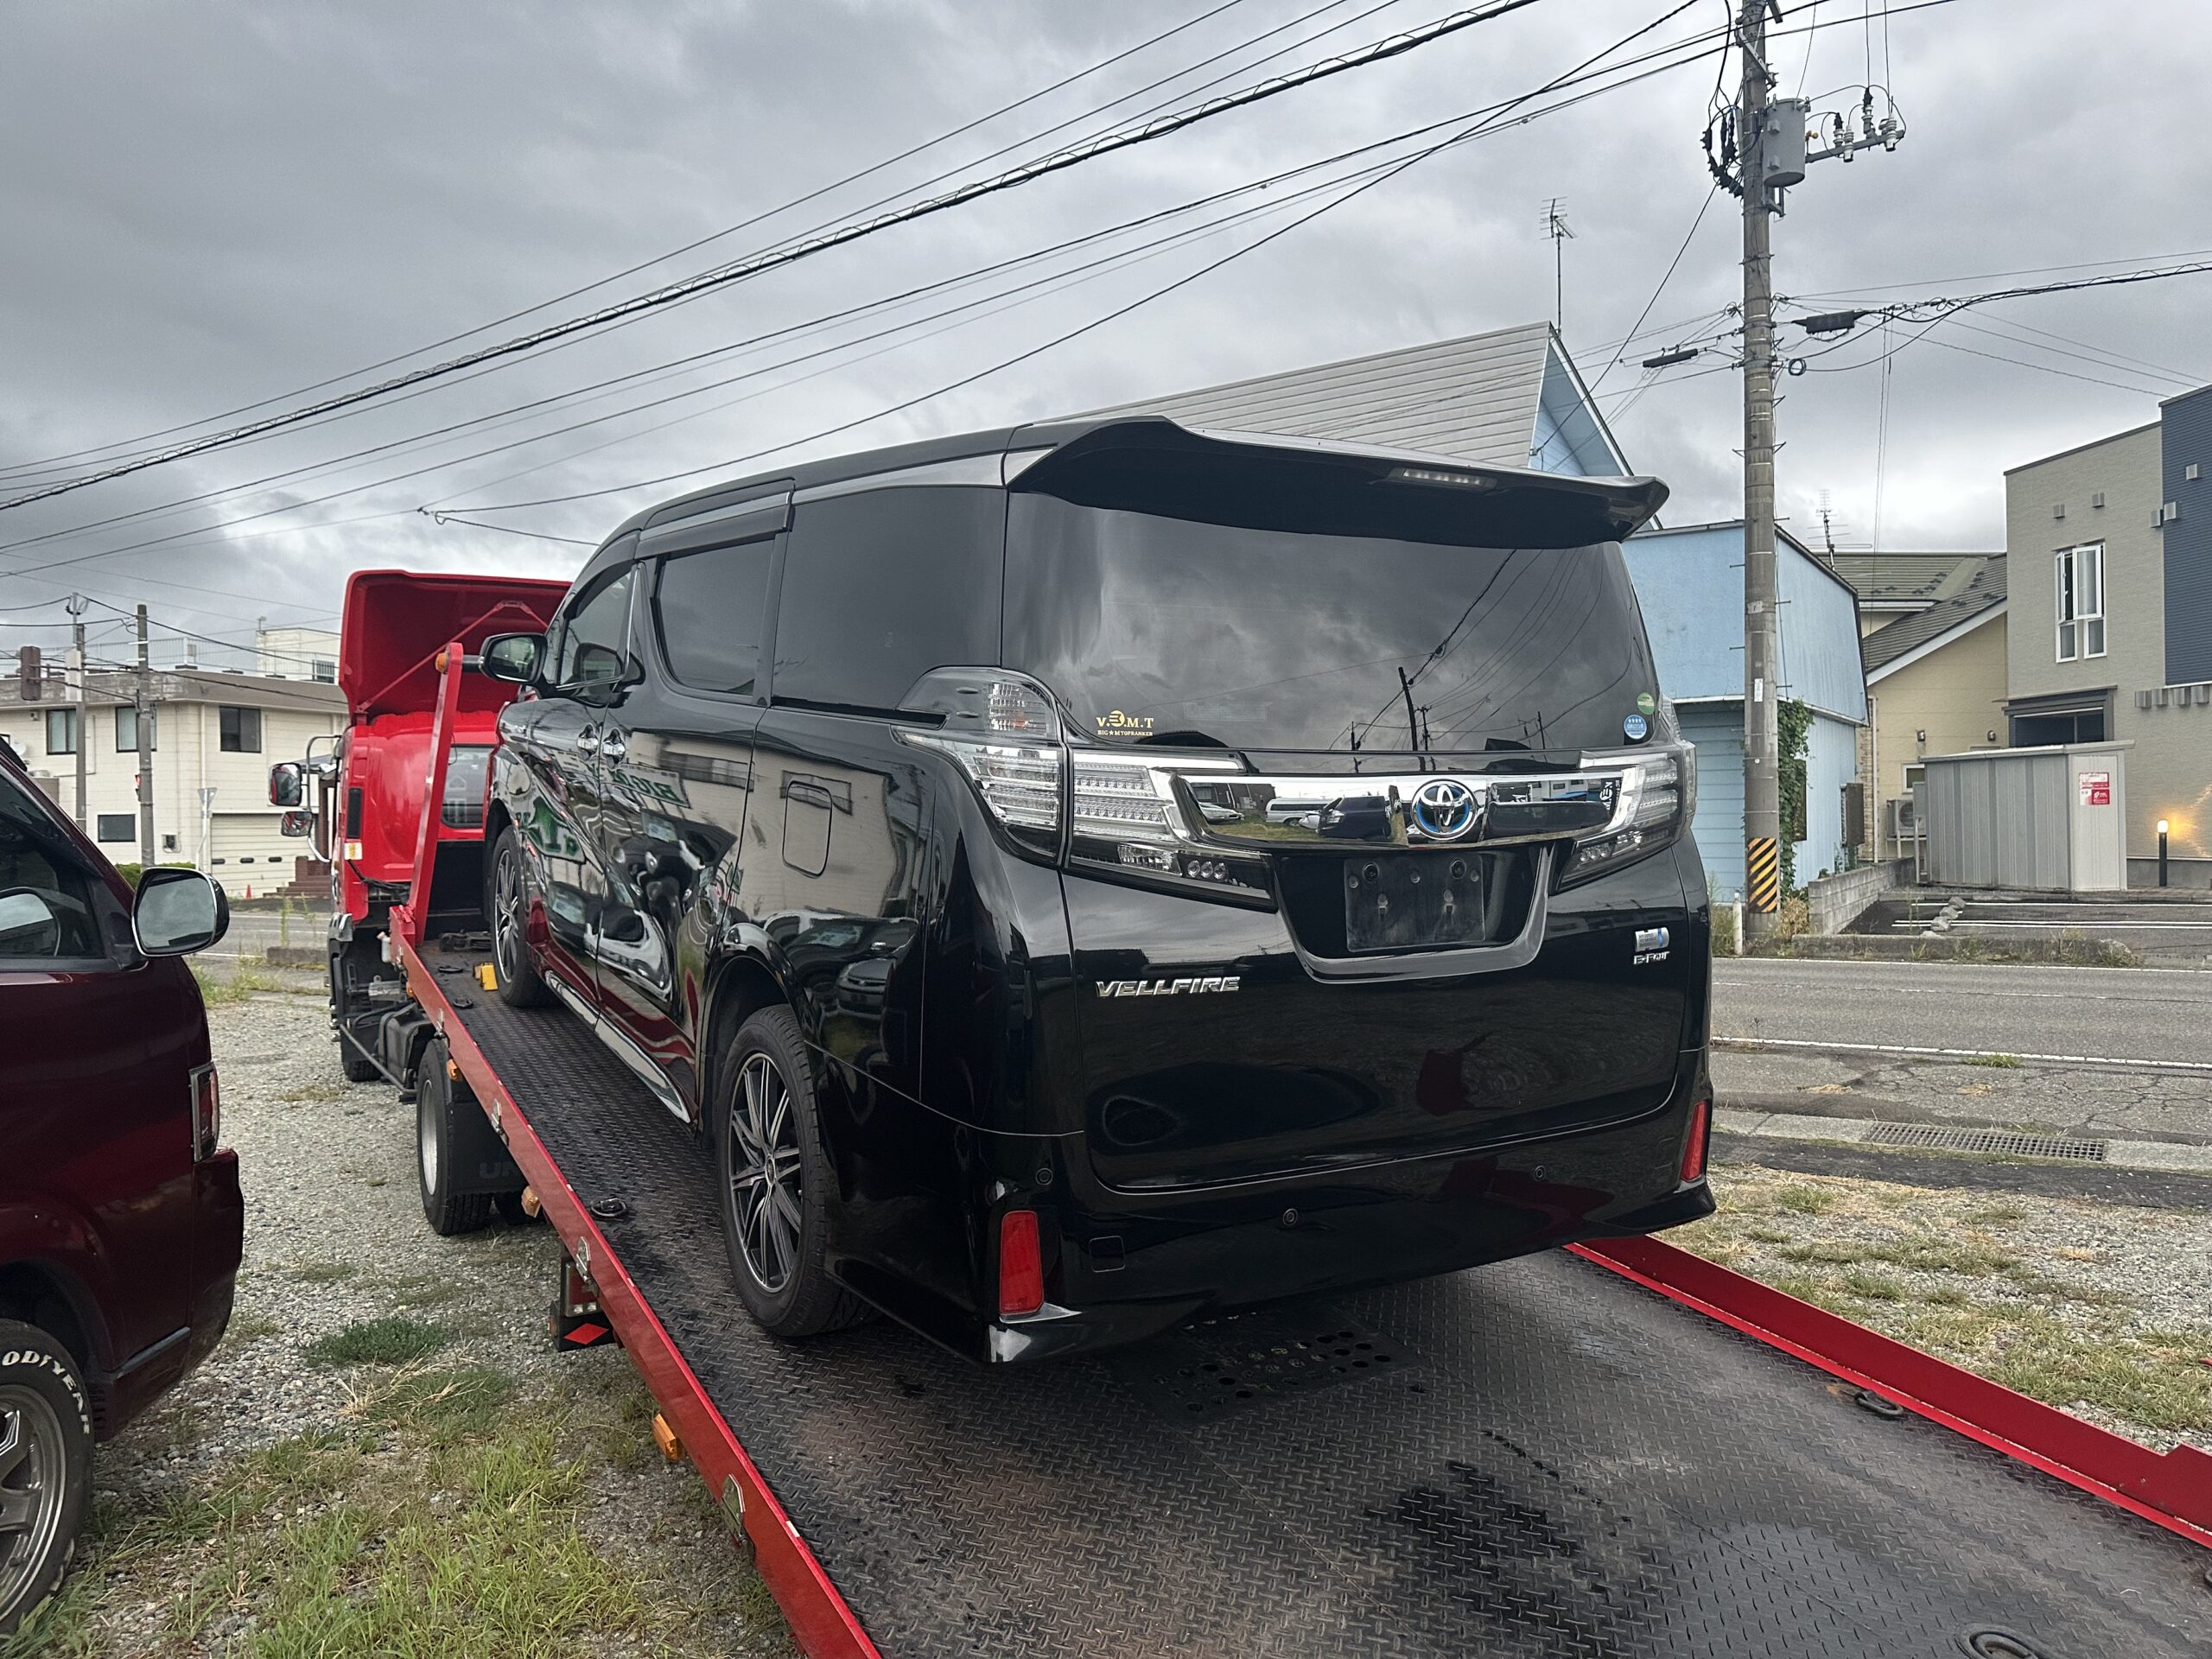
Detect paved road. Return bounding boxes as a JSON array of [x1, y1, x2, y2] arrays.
[[1713, 956, 2212, 1067]]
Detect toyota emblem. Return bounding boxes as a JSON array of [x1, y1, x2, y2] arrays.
[[1411, 778, 1481, 842]]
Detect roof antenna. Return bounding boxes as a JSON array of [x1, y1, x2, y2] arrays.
[[1541, 198, 1575, 337]]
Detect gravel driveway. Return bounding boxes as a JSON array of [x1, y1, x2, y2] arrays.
[[14, 981, 789, 1658]]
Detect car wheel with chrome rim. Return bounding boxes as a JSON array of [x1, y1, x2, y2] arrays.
[[0, 1320, 91, 1637], [713, 1007, 870, 1338]]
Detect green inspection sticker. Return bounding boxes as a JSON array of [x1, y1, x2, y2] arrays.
[[1635, 692, 1656, 716]]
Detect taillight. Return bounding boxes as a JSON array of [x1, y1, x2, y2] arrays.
[[899, 671, 1268, 899], [1562, 741, 1696, 885], [189, 1063, 222, 1160], [998, 1210, 1045, 1318], [1680, 1096, 1711, 1184]]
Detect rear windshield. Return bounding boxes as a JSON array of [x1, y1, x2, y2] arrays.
[[1003, 493, 1660, 755]]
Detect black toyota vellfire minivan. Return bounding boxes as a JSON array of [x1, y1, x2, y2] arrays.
[[480, 417, 1713, 1363]]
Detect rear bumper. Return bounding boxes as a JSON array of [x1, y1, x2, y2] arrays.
[[982, 1055, 1713, 1364]]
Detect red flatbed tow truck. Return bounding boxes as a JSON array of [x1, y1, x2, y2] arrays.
[[328, 589, 2212, 1658]]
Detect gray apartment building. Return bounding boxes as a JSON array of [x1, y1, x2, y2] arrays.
[[2004, 384, 2212, 883]]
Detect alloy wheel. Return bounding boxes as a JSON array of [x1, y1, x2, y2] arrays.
[[0, 1388, 67, 1619], [728, 1053, 804, 1294], [493, 843, 525, 975]]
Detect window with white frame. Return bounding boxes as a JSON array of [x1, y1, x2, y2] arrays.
[[2054, 542, 2105, 662]]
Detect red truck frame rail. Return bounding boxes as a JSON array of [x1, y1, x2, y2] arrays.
[[383, 639, 2210, 1659]]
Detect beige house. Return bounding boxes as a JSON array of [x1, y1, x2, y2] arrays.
[[2004, 395, 2211, 883], [1829, 553, 2008, 859], [1853, 558, 2010, 859], [0, 661, 343, 890]]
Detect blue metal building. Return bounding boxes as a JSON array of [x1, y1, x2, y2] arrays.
[[1624, 523, 1868, 898]]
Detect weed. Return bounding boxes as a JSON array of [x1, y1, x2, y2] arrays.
[[308, 1316, 449, 1367], [1962, 1052, 2021, 1069], [1743, 1224, 1793, 1244], [280, 1082, 346, 1104], [1966, 1202, 2027, 1226], [289, 1260, 357, 1285]]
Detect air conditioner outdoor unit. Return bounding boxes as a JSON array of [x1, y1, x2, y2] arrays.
[[1885, 796, 1917, 842]]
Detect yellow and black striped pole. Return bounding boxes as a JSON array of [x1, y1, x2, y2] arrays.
[[1746, 837, 1781, 912]]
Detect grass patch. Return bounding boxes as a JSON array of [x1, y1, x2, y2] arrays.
[[308, 1316, 448, 1367], [1961, 1052, 2022, 1069], [386, 1269, 468, 1311], [191, 962, 286, 1005], [223, 1311, 283, 1347], [279, 1082, 346, 1103], [289, 1260, 356, 1286], [351, 1363, 515, 1446], [1837, 1266, 1906, 1301], [1773, 1185, 1836, 1215]]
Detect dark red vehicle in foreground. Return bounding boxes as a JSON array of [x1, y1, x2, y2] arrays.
[[0, 741, 240, 1633]]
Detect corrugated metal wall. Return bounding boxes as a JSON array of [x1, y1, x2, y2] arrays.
[[1920, 745, 2130, 890], [1679, 704, 1860, 899], [1680, 706, 1744, 899]]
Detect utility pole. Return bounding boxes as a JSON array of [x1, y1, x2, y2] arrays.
[[66, 594, 88, 832], [1714, 4, 1904, 938], [1737, 2, 1783, 937], [136, 605, 156, 868], [1541, 197, 1574, 335]]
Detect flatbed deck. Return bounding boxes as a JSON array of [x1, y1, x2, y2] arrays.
[[414, 938, 2211, 1658]]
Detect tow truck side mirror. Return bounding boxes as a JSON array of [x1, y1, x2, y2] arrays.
[[280, 810, 315, 838], [268, 760, 304, 807], [481, 632, 546, 685]]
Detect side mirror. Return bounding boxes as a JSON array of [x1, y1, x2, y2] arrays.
[[480, 632, 546, 685], [134, 868, 230, 957], [280, 809, 315, 838], [269, 760, 304, 808]]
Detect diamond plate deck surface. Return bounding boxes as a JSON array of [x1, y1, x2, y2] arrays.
[[429, 945, 2212, 1658]]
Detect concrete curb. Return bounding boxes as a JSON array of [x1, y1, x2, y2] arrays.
[[1714, 1108, 2212, 1178]]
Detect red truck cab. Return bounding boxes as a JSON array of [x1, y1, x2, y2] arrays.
[[276, 571, 563, 1083]]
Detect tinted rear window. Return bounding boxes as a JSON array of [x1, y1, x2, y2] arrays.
[[1004, 493, 1659, 756], [655, 538, 774, 696], [772, 486, 1003, 711]]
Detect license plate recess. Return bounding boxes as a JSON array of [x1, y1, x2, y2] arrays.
[[1344, 854, 1484, 951]]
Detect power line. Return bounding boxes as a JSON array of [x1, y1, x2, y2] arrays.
[[0, 0, 1561, 514], [1, 0, 1942, 580], [0, 0, 1265, 482], [1589, 182, 1720, 393]]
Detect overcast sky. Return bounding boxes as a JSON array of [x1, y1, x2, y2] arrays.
[[3, 0, 2207, 668]]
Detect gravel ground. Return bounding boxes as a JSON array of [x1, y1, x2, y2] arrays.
[[25, 977, 789, 1658], [1678, 1155, 2212, 1453]]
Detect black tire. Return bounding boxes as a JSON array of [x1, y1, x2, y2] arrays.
[[417, 1038, 494, 1236], [0, 1320, 92, 1637], [488, 826, 553, 1009], [715, 1007, 869, 1338], [330, 949, 382, 1083]]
